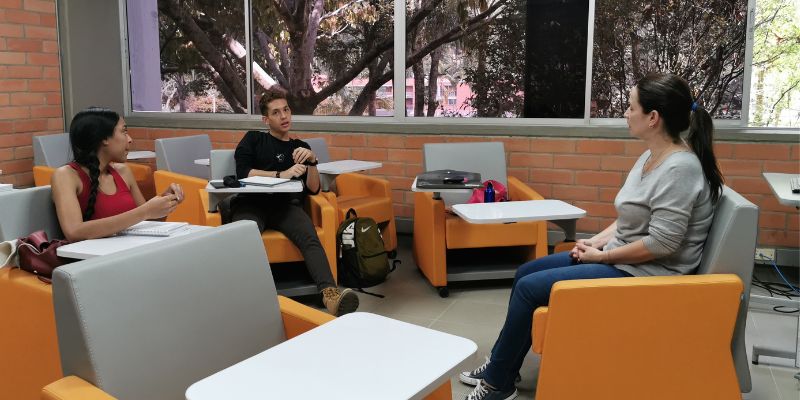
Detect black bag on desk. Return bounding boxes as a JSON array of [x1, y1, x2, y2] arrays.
[[416, 169, 482, 189], [336, 209, 398, 296]]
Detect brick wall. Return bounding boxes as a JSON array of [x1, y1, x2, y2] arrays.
[[128, 127, 800, 248], [0, 0, 62, 187]]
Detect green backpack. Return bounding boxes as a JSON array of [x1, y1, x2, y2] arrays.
[[336, 209, 397, 296]]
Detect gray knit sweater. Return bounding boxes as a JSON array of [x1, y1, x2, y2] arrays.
[[606, 150, 714, 277]]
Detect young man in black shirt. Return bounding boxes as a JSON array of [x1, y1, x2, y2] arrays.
[[231, 88, 358, 316]]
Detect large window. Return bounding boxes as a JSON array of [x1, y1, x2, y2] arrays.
[[124, 0, 798, 127]]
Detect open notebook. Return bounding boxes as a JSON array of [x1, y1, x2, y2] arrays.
[[118, 221, 189, 237]]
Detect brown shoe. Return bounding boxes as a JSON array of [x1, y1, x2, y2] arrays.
[[321, 287, 359, 316]]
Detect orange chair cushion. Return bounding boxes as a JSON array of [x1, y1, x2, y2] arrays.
[[445, 213, 543, 249], [336, 195, 393, 223], [261, 227, 325, 263]]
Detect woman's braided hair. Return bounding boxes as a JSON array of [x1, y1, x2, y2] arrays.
[[68, 107, 120, 220]]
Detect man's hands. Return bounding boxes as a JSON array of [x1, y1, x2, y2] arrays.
[[281, 164, 307, 179], [292, 147, 316, 164]]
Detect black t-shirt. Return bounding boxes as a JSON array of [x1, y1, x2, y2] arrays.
[[234, 130, 316, 204]]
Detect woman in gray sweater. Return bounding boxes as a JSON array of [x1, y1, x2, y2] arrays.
[[460, 72, 725, 400]]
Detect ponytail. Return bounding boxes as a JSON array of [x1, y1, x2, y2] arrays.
[[687, 105, 723, 203]]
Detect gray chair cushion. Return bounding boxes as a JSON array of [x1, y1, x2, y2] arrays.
[[210, 149, 236, 180], [33, 133, 71, 167], [52, 221, 285, 400], [423, 142, 507, 205], [304, 138, 331, 163], [155, 135, 211, 179], [0, 186, 62, 241], [696, 186, 758, 393]]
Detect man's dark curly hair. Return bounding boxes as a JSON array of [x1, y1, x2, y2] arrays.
[[258, 87, 288, 116]]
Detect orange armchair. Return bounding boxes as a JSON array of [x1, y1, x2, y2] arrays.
[[531, 274, 743, 400], [153, 170, 208, 225], [305, 138, 397, 254], [412, 142, 548, 297]]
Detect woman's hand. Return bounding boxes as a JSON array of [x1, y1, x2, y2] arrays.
[[281, 164, 307, 179], [574, 242, 607, 264], [292, 147, 316, 164], [569, 239, 600, 259], [143, 193, 179, 219], [161, 183, 184, 204]]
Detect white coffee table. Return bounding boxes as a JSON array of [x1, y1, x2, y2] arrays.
[[185, 312, 477, 400], [452, 200, 587, 240], [126, 150, 156, 160], [205, 180, 304, 212], [57, 225, 209, 259], [316, 160, 382, 192], [762, 172, 800, 207]]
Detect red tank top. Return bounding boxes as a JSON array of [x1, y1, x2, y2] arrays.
[[68, 162, 137, 220]]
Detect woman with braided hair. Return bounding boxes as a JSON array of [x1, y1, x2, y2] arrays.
[[51, 107, 185, 241]]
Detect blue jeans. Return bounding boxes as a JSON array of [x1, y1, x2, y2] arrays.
[[484, 252, 632, 391]]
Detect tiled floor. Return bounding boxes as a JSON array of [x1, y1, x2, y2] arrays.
[[300, 235, 800, 399]]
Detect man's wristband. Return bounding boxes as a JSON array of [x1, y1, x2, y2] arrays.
[[303, 159, 318, 166], [276, 170, 281, 178]]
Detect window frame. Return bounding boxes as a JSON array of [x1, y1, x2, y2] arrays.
[[118, 0, 800, 139]]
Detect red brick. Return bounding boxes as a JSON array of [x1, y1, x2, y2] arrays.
[[367, 134, 405, 148], [791, 144, 799, 160], [763, 161, 800, 174], [351, 147, 387, 161], [599, 187, 619, 202], [0, 93, 7, 105], [788, 214, 799, 231], [39, 13, 55, 27], [576, 139, 625, 155], [13, 171, 33, 187], [0, 79, 26, 91], [0, 0, 23, 9], [576, 217, 603, 233], [718, 159, 762, 177], [553, 184, 599, 201], [29, 105, 60, 117], [13, 144, 31, 158], [44, 91, 59, 105], [45, 117, 62, 131], [328, 147, 350, 160], [553, 154, 601, 170], [713, 143, 734, 158], [41, 65, 58, 79], [0, 106, 29, 119], [23, 25, 55, 39], [732, 143, 790, 160], [727, 177, 773, 195], [758, 230, 799, 248], [0, 50, 25, 64], [507, 167, 528, 182], [758, 212, 786, 229], [27, 52, 58, 66], [330, 134, 366, 147], [530, 138, 574, 153], [0, 147, 12, 160], [405, 164, 423, 179], [207, 130, 238, 143], [0, 120, 12, 134], [500, 137, 530, 152], [10, 91, 45, 105], [0, 23, 24, 37], [600, 156, 637, 171], [528, 183, 551, 198], [574, 201, 617, 218], [373, 162, 404, 177], [3, 9, 38, 24], [0, 38, 5, 50], [405, 135, 446, 148], [386, 176, 413, 191], [22, 0, 54, 14], [6, 65, 41, 78], [0, 158, 32, 174], [41, 39, 57, 53], [574, 171, 623, 187], [28, 79, 61, 92], [6, 37, 41, 52], [530, 168, 574, 184], [387, 148, 421, 163], [13, 118, 46, 132], [508, 153, 552, 168], [624, 140, 648, 156]]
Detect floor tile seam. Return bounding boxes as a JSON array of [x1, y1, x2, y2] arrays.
[[431, 299, 459, 325]]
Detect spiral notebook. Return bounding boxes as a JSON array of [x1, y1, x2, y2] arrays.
[[118, 221, 189, 237]]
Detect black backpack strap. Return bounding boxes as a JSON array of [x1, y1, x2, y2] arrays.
[[389, 259, 400, 273], [355, 287, 385, 298], [345, 208, 358, 219]]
